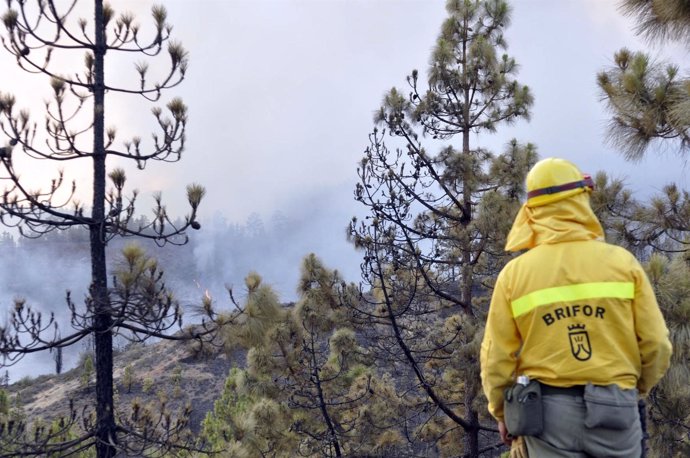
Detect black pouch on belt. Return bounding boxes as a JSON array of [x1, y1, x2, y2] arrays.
[[503, 380, 543, 436], [583, 383, 639, 430]]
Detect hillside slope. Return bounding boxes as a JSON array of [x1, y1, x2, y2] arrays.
[[9, 337, 240, 434]]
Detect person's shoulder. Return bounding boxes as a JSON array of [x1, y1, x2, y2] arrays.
[[499, 250, 533, 276], [496, 257, 516, 282], [591, 240, 641, 265], [593, 239, 635, 255], [508, 243, 549, 263]]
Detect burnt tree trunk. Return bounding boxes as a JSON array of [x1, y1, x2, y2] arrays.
[[92, 1, 116, 456]]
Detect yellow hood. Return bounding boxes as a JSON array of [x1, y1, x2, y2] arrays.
[[505, 192, 604, 252]]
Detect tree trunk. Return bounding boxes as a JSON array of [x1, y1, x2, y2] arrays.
[[461, 54, 480, 456], [92, 1, 116, 456], [461, 124, 473, 316], [463, 394, 480, 457], [309, 335, 342, 458]]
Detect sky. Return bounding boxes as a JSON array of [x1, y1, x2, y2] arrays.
[[1, 0, 689, 379], [118, 0, 688, 230], [3, 1, 689, 216], [3, 1, 689, 226], [151, 0, 687, 282], [156, 0, 688, 217]]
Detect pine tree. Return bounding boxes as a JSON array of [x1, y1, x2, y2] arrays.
[[642, 254, 690, 457], [0, 389, 9, 418], [597, 50, 689, 160], [81, 353, 95, 389], [349, 0, 534, 455], [620, 0, 690, 42], [122, 364, 134, 394], [203, 256, 407, 457], [0, 2, 217, 456], [598, 0, 690, 159]]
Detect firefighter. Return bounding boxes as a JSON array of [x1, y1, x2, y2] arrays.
[[480, 158, 672, 457]]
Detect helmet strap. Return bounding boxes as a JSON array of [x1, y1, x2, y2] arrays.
[[527, 175, 594, 199]]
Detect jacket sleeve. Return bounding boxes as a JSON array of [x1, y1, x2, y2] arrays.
[[480, 269, 522, 420], [632, 262, 672, 395]]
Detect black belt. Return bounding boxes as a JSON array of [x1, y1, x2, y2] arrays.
[[540, 383, 585, 397]]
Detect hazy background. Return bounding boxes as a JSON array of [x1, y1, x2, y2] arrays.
[[1, 0, 688, 381]]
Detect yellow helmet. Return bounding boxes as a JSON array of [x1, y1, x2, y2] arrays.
[[526, 158, 594, 207]]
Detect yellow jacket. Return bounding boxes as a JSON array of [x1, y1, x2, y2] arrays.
[[480, 193, 672, 420]]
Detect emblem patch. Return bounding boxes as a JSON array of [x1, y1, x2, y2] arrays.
[[568, 324, 592, 361]]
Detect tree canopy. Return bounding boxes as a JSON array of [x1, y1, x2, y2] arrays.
[[598, 0, 690, 159]]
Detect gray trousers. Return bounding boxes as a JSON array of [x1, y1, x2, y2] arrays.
[[524, 392, 641, 457]]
